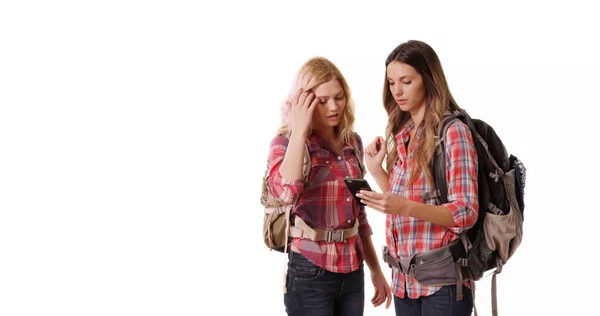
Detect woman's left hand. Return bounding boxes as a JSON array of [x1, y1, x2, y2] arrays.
[[355, 190, 411, 216], [370, 269, 392, 308]]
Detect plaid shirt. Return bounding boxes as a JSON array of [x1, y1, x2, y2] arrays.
[[267, 131, 373, 273], [387, 119, 479, 298]]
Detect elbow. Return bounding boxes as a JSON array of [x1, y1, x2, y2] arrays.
[[445, 202, 478, 234], [267, 177, 304, 205]]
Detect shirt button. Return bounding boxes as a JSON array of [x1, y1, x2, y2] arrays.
[[346, 198, 351, 202], [326, 161, 329, 164], [348, 220, 352, 223], [337, 156, 342, 160]]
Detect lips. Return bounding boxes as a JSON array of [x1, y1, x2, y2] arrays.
[[327, 114, 339, 119], [396, 99, 407, 105]]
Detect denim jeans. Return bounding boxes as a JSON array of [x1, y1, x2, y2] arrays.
[[394, 284, 473, 316], [284, 251, 365, 316]]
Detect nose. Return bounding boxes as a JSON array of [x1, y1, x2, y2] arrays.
[[327, 99, 340, 111], [391, 84, 402, 97]]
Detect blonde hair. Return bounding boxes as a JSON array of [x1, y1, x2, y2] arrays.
[[277, 57, 356, 144], [382, 40, 460, 186]]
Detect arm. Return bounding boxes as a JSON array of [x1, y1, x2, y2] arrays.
[[267, 135, 306, 204], [277, 130, 308, 180], [364, 136, 390, 192], [362, 235, 382, 273], [371, 168, 390, 193], [356, 122, 478, 230], [358, 206, 392, 308], [438, 121, 479, 233], [269, 88, 319, 202]]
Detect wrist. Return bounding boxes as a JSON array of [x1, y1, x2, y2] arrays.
[[369, 266, 383, 274], [369, 166, 387, 178], [291, 128, 309, 139], [404, 199, 417, 217]]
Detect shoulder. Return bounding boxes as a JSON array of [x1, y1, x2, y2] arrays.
[[444, 119, 474, 144], [268, 135, 291, 163], [269, 134, 290, 149], [352, 132, 363, 149]]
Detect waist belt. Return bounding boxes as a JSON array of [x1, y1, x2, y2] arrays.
[[289, 216, 359, 242], [382, 238, 472, 301], [383, 239, 465, 271]]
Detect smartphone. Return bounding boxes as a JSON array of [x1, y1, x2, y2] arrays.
[[343, 177, 372, 206]]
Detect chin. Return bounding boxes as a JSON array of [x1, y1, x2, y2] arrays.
[[328, 121, 341, 128], [398, 104, 412, 112]]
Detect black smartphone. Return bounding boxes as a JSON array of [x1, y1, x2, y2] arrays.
[[343, 178, 372, 206]]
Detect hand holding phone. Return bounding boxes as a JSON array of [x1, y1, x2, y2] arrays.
[[343, 178, 372, 206]]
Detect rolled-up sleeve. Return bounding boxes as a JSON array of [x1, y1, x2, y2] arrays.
[[357, 205, 373, 237], [441, 121, 479, 234], [267, 135, 305, 204]]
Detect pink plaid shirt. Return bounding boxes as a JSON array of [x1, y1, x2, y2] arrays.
[[267, 131, 373, 273], [387, 119, 479, 298]]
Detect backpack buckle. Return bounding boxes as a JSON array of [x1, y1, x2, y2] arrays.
[[326, 230, 344, 242]]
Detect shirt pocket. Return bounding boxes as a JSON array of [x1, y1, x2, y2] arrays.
[[307, 157, 337, 187], [345, 154, 363, 179]]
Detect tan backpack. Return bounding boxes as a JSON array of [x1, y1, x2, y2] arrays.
[[261, 141, 311, 253], [261, 136, 365, 253]]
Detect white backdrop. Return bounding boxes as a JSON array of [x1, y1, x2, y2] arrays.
[[1, 1, 599, 315]]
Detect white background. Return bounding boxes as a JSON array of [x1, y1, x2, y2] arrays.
[[1, 1, 599, 315]]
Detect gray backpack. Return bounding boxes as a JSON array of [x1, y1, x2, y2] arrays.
[[383, 110, 526, 316]]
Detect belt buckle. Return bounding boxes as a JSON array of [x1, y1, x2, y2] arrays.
[[326, 230, 344, 243]]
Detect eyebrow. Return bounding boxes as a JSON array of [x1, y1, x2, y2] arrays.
[[317, 91, 344, 99], [387, 75, 413, 81]]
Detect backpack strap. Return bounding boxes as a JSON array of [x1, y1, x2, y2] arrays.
[[431, 110, 464, 204], [351, 133, 366, 177], [290, 216, 360, 242]]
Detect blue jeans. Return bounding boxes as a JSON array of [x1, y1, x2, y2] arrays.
[[394, 285, 473, 316], [284, 251, 365, 316]]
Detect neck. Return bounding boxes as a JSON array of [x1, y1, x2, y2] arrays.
[[409, 103, 426, 128], [313, 126, 336, 142]]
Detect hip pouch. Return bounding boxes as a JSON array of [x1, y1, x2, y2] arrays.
[[411, 239, 467, 286]]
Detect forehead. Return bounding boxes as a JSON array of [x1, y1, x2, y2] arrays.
[[386, 61, 418, 78], [313, 78, 343, 96]]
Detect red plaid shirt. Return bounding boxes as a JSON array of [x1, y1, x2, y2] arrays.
[[387, 119, 479, 298], [267, 131, 373, 273]]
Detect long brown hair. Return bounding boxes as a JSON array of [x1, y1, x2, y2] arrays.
[[383, 40, 460, 186]]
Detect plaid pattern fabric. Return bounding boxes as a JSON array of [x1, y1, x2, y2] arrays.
[[267, 131, 373, 273], [387, 119, 479, 298]]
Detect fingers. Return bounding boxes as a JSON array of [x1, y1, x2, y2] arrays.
[[296, 89, 306, 107], [355, 191, 381, 209], [356, 190, 381, 198], [371, 289, 382, 306], [307, 94, 319, 113], [296, 89, 314, 108], [363, 199, 389, 214], [366, 136, 386, 157], [385, 287, 392, 309], [371, 291, 378, 305], [293, 88, 303, 107]]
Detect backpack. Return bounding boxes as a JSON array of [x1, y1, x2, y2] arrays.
[[261, 135, 365, 253], [261, 141, 311, 253], [431, 109, 526, 315]]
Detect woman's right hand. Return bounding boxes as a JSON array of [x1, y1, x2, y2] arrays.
[[287, 88, 319, 136], [365, 136, 387, 176]]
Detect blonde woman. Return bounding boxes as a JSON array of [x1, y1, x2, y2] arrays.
[[357, 40, 479, 316], [266, 57, 391, 316]]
